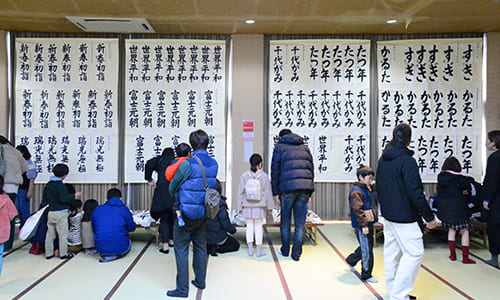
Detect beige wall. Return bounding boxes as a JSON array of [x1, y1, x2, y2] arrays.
[[486, 32, 500, 132], [229, 34, 265, 209], [0, 30, 8, 137]]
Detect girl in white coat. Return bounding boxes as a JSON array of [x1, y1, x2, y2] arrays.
[[237, 153, 275, 257]]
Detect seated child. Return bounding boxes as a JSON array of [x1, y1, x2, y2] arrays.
[[81, 199, 98, 255], [67, 200, 83, 254], [92, 188, 136, 263], [206, 180, 239, 256], [346, 165, 378, 283]]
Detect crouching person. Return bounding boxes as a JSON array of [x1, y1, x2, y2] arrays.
[[92, 188, 136, 263]]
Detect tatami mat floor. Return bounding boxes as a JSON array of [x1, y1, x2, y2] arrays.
[[1, 223, 498, 300]]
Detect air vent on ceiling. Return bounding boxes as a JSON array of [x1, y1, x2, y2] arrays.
[[66, 17, 155, 33]]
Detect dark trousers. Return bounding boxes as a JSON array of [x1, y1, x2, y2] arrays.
[[5, 193, 17, 251], [173, 221, 207, 294], [346, 226, 374, 280], [208, 235, 240, 254], [159, 208, 174, 243], [487, 222, 500, 255]]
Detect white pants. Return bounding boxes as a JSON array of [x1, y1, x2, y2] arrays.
[[384, 220, 424, 300], [246, 218, 265, 245]]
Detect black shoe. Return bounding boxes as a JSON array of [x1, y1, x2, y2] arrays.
[[191, 280, 205, 289], [409, 295, 417, 300], [166, 289, 188, 298], [60, 253, 74, 259], [159, 248, 169, 254], [46, 255, 55, 260]]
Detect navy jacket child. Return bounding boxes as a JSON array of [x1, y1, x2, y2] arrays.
[[346, 165, 378, 282]]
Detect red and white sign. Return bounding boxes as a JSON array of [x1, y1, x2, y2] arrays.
[[243, 120, 254, 140]]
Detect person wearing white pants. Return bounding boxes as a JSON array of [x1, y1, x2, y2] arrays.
[[238, 153, 276, 257], [383, 220, 424, 300], [376, 124, 437, 300]]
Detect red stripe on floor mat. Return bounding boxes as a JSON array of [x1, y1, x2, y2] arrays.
[[263, 226, 293, 300], [104, 237, 154, 300], [317, 228, 383, 300], [421, 264, 474, 300], [12, 255, 74, 300], [3, 242, 29, 257]]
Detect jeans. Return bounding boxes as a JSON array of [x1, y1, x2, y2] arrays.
[[0, 243, 4, 275], [280, 191, 309, 260], [16, 189, 30, 228], [346, 226, 374, 280], [172, 220, 207, 295]]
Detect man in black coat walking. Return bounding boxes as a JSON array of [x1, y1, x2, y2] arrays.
[[376, 124, 437, 300]]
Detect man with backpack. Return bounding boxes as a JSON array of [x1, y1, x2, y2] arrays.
[[167, 130, 218, 298], [271, 129, 315, 261]]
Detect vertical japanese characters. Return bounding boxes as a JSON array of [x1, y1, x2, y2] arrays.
[[15, 38, 119, 183], [269, 40, 371, 181], [124, 40, 226, 183], [377, 38, 483, 181]]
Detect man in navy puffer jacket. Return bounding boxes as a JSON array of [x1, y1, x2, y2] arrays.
[[167, 130, 218, 298], [271, 129, 314, 261]]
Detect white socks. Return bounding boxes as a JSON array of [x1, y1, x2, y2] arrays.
[[256, 245, 266, 257], [248, 242, 254, 256]]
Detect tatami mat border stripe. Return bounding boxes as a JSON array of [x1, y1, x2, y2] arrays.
[[420, 265, 474, 300], [263, 227, 293, 300], [317, 228, 384, 300], [12, 255, 75, 300], [104, 237, 154, 300], [3, 242, 29, 258]]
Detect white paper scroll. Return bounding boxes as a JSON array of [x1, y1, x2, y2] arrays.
[[269, 39, 371, 182], [377, 38, 483, 182], [15, 38, 119, 183], [124, 39, 226, 182]]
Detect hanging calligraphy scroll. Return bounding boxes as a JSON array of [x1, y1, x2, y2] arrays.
[[377, 38, 483, 182], [124, 39, 226, 182], [15, 38, 119, 183], [269, 39, 371, 182]]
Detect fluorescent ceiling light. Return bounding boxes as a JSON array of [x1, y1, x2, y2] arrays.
[[386, 19, 397, 24], [245, 19, 255, 24]]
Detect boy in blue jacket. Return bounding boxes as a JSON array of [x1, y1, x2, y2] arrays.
[[92, 188, 136, 263], [346, 165, 378, 283]]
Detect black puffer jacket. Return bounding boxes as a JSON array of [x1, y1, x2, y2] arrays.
[[376, 140, 434, 223], [483, 151, 500, 224], [145, 155, 175, 220], [206, 197, 236, 244], [436, 172, 477, 224], [271, 133, 315, 196]]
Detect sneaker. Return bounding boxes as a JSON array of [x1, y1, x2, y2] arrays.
[[278, 249, 289, 257], [99, 255, 118, 263], [60, 253, 74, 259], [191, 280, 205, 289], [166, 289, 188, 298], [364, 277, 378, 283]]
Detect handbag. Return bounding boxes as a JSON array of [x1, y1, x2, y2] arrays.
[[19, 205, 49, 241], [364, 208, 375, 223]]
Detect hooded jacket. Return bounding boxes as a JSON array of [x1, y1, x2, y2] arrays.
[[436, 171, 477, 224], [376, 140, 434, 223], [92, 197, 136, 255], [271, 133, 315, 196], [206, 197, 236, 244]]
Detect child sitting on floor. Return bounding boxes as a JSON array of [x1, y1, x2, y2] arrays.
[[81, 199, 98, 255], [68, 199, 83, 254], [346, 165, 378, 283]]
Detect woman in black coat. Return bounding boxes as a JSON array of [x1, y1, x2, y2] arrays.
[[436, 157, 479, 264], [145, 148, 175, 254], [483, 130, 500, 267]]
